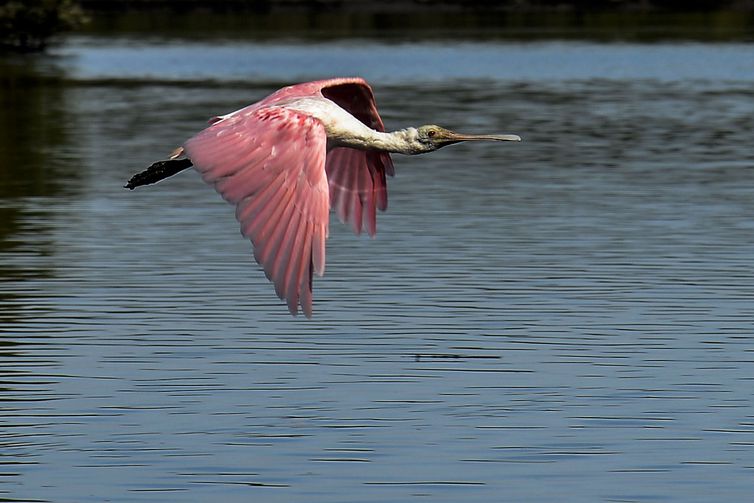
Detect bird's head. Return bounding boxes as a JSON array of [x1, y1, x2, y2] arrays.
[[412, 125, 521, 153]]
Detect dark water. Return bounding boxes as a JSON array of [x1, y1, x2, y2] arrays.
[[2, 22, 754, 503]]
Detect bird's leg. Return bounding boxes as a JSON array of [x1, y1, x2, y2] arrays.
[[124, 158, 193, 190]]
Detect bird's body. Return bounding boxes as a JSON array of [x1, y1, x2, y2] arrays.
[[275, 97, 386, 150], [278, 96, 426, 153], [126, 77, 520, 317]]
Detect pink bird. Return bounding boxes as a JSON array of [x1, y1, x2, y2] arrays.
[[126, 77, 520, 317]]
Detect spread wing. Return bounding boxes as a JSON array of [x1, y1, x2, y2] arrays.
[[319, 79, 395, 237], [255, 77, 395, 236], [183, 106, 329, 317], [199, 77, 394, 238], [325, 148, 393, 236]]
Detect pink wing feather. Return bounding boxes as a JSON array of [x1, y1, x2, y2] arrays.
[[319, 79, 395, 237], [181, 78, 393, 316], [254, 78, 395, 236], [183, 106, 329, 317]]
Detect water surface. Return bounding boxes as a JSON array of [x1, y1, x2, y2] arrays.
[[1, 24, 754, 503]]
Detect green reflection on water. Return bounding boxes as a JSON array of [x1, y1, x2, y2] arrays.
[[0, 58, 78, 199], [0, 57, 80, 321]]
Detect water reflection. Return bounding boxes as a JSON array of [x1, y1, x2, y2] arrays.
[[0, 56, 81, 335], [79, 9, 754, 42], [0, 57, 82, 198], [1, 23, 754, 503]]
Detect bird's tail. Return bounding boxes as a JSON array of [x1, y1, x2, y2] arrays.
[[124, 158, 193, 190]]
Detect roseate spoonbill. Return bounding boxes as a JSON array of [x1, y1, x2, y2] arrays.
[[126, 77, 520, 317]]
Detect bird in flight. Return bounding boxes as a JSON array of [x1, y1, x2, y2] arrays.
[[126, 77, 520, 317]]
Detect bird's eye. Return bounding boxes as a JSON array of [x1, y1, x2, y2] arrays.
[[427, 129, 437, 138]]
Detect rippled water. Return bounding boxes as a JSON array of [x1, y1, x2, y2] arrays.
[[2, 27, 754, 503]]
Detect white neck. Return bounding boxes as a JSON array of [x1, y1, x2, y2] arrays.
[[277, 97, 425, 155], [331, 128, 423, 155]]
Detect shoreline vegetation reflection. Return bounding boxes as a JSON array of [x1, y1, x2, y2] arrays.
[[78, 7, 754, 43], [2, 0, 754, 54]]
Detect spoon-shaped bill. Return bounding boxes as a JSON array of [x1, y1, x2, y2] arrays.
[[447, 132, 521, 142]]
